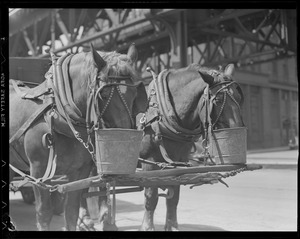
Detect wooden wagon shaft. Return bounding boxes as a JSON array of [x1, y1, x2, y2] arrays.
[[56, 164, 262, 193]]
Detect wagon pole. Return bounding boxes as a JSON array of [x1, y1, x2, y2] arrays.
[[55, 164, 262, 193]]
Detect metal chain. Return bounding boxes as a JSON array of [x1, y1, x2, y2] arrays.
[[74, 133, 96, 164], [221, 166, 247, 178]]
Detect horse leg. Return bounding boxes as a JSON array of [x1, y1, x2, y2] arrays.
[[140, 186, 158, 231], [64, 164, 92, 231], [24, 121, 53, 231], [139, 161, 159, 231], [165, 185, 180, 231], [98, 186, 118, 231], [77, 187, 95, 231]]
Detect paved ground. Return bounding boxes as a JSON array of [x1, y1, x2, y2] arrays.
[[9, 148, 298, 231], [247, 147, 298, 169]]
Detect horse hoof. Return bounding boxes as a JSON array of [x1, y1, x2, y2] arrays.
[[37, 223, 50, 231], [165, 225, 179, 231], [139, 225, 155, 231], [99, 222, 118, 231], [76, 216, 95, 231]]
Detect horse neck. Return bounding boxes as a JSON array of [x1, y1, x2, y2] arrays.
[[167, 71, 205, 130]]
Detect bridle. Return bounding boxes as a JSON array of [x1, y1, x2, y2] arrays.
[[86, 74, 137, 132], [200, 77, 244, 162], [203, 80, 244, 128]]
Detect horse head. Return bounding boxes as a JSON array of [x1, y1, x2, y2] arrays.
[[198, 63, 244, 131], [68, 44, 147, 129]]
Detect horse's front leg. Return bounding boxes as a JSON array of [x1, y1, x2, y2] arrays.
[[64, 165, 92, 231], [140, 186, 158, 231], [98, 186, 118, 231], [77, 187, 95, 231], [165, 185, 180, 231], [139, 160, 159, 231]]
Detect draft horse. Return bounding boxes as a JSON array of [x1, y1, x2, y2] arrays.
[[9, 44, 147, 231], [139, 63, 244, 231]]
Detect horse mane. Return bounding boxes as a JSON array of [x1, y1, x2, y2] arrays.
[[82, 50, 139, 88], [189, 63, 233, 84]]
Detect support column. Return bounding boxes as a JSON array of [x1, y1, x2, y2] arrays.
[[51, 10, 56, 51], [171, 11, 188, 68]]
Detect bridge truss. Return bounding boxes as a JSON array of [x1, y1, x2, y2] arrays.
[[9, 9, 296, 79]]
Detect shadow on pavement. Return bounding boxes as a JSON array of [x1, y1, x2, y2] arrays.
[[119, 223, 225, 231], [116, 199, 144, 213]]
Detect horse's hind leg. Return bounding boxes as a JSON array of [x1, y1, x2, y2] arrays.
[[30, 160, 54, 231], [25, 122, 54, 231], [165, 185, 180, 231], [31, 185, 53, 231]]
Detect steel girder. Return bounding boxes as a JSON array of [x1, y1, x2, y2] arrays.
[[188, 9, 296, 67], [9, 9, 296, 73]]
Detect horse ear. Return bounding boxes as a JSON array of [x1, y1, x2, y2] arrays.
[[198, 71, 214, 86], [127, 43, 138, 64], [224, 64, 235, 76], [90, 43, 106, 70]]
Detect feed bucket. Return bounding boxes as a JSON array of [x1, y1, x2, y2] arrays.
[[209, 127, 247, 164], [95, 129, 143, 175]]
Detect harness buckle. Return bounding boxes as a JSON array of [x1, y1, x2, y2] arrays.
[[139, 114, 146, 124], [42, 133, 54, 148], [201, 138, 209, 150], [150, 89, 156, 96]]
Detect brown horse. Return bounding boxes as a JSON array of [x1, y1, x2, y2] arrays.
[[9, 44, 147, 231], [139, 63, 244, 231]]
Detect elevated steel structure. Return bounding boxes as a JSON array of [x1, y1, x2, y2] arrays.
[[9, 9, 296, 78], [8, 8, 298, 150]]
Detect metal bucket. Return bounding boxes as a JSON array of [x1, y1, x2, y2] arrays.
[[209, 127, 247, 164], [95, 129, 143, 175]]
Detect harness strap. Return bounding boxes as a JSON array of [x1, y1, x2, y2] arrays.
[[47, 76, 79, 137], [151, 121, 174, 164], [9, 164, 52, 190], [9, 144, 30, 170], [9, 102, 53, 145], [51, 52, 85, 124], [154, 71, 202, 140], [144, 71, 202, 165], [62, 54, 83, 117], [10, 79, 51, 100], [41, 114, 58, 182], [9, 101, 59, 184]]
